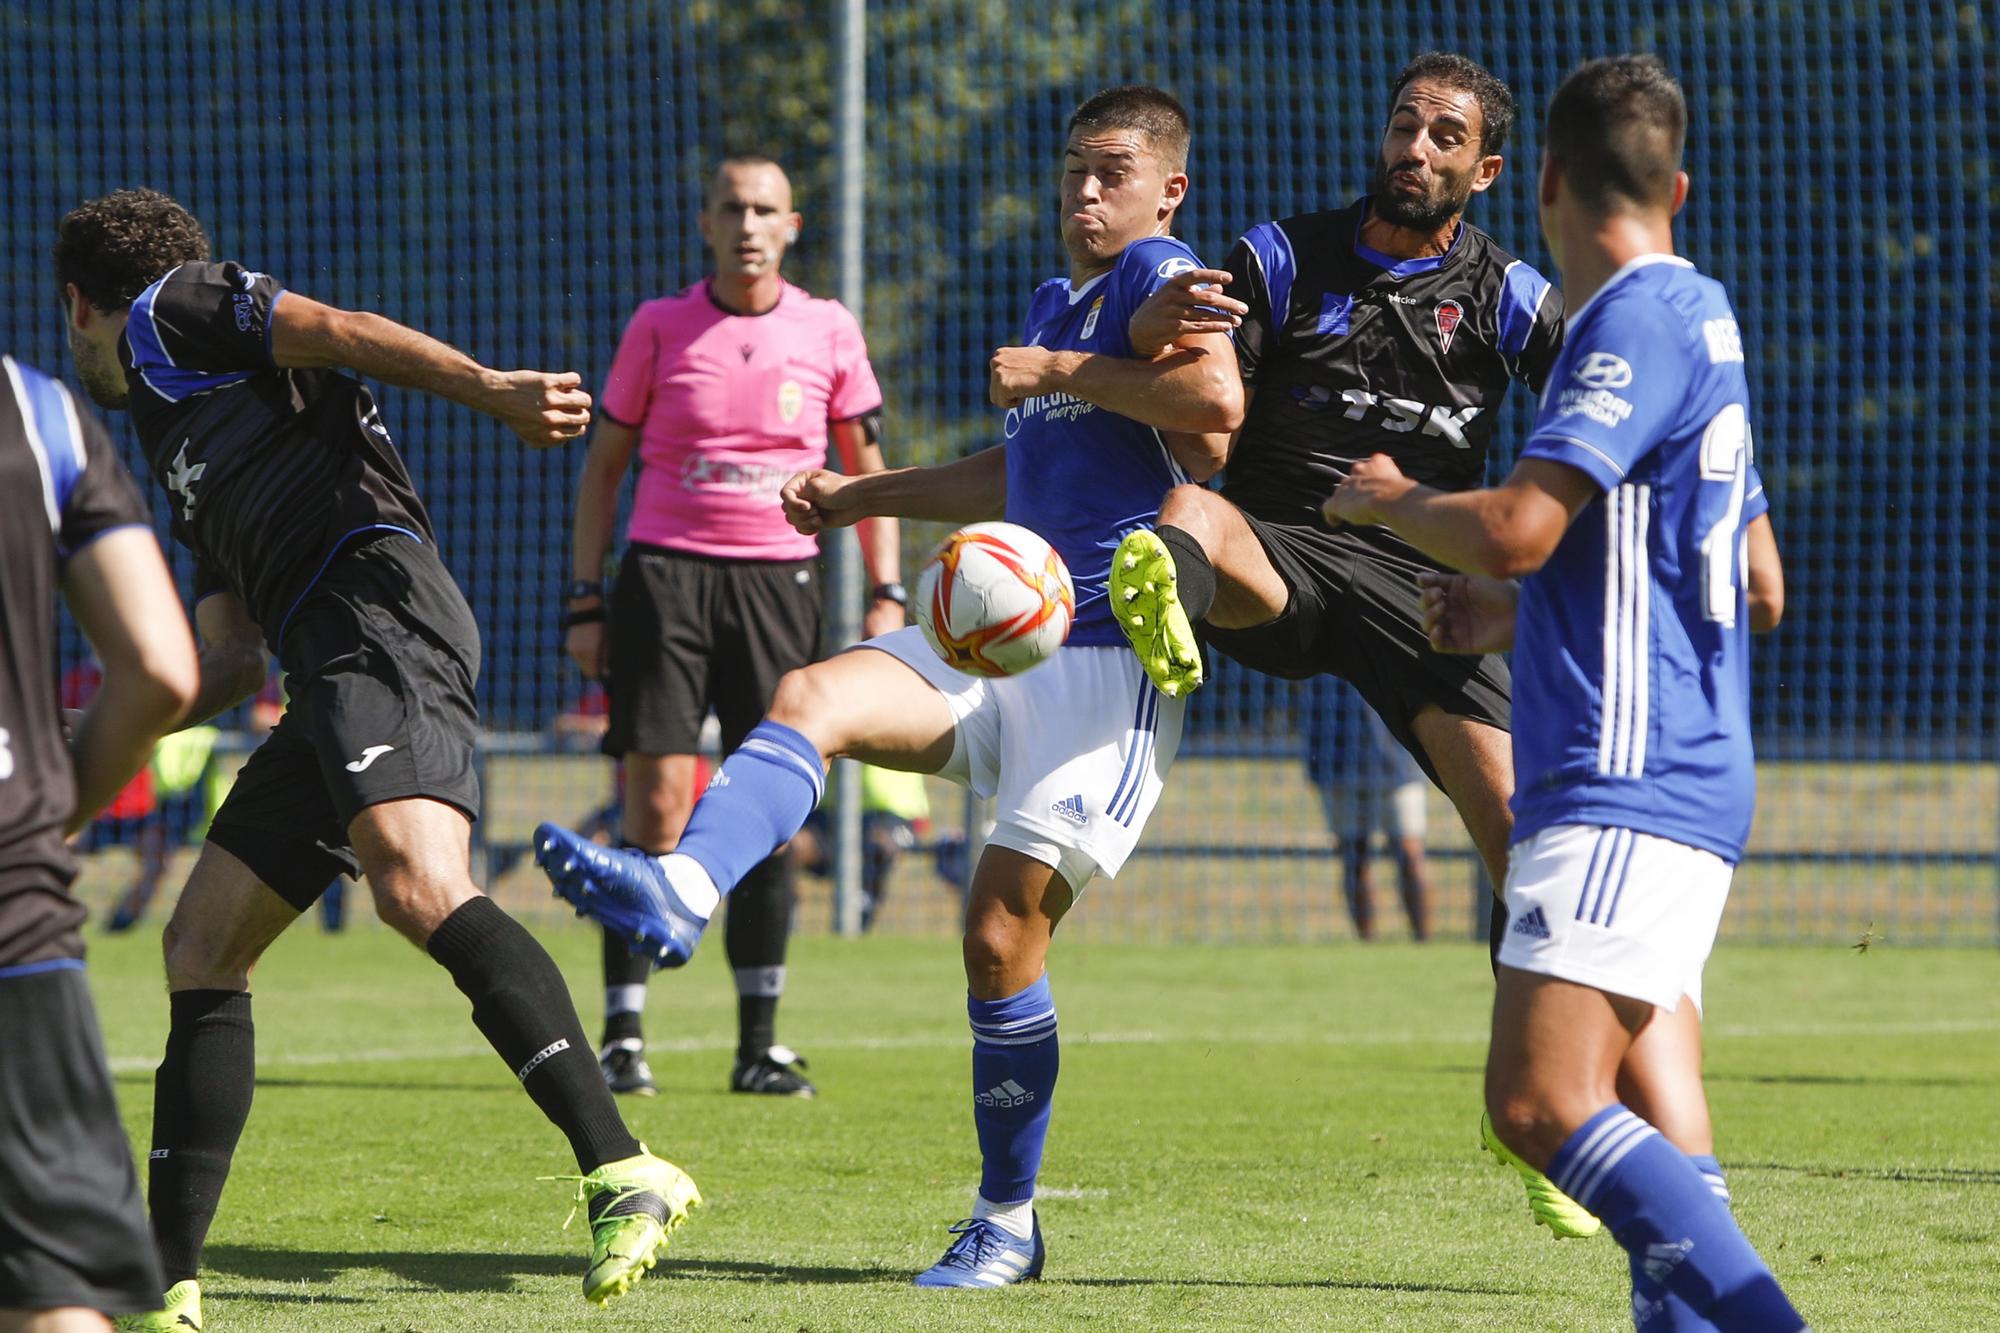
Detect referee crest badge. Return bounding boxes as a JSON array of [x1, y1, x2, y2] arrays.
[[1435, 300, 1464, 354], [777, 379, 803, 423], [1080, 295, 1104, 341]]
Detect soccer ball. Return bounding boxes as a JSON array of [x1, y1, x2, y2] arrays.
[[916, 522, 1075, 677]]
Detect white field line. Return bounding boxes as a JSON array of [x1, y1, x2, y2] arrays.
[[103, 1017, 2000, 1075]]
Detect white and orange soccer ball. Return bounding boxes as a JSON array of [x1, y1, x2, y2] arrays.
[[915, 522, 1075, 677]]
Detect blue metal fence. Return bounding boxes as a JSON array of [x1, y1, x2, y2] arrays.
[[5, 2, 1991, 941]]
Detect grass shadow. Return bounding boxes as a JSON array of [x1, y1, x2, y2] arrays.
[[204, 1245, 577, 1295]]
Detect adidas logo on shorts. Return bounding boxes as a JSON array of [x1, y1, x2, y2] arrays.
[[1510, 906, 1552, 939], [976, 1078, 1035, 1109], [1050, 794, 1089, 826]]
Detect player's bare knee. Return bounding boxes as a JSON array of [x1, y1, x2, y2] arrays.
[[767, 665, 842, 755], [161, 916, 251, 991], [1157, 483, 1219, 546], [960, 912, 1036, 999]]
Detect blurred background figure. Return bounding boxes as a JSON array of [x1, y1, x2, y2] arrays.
[[1305, 679, 1434, 942], [794, 765, 934, 934]]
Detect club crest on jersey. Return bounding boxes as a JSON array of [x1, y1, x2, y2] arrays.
[[1080, 295, 1104, 341], [1435, 299, 1464, 354], [777, 379, 803, 423]]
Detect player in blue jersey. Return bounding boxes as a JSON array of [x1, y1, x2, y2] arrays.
[[1326, 56, 1804, 1330], [533, 85, 1243, 1287]]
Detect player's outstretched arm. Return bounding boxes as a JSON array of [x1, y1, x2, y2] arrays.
[[989, 334, 1242, 479], [1324, 456, 1596, 580], [1745, 513, 1784, 632], [783, 445, 1006, 537], [60, 528, 199, 832], [270, 293, 591, 448]]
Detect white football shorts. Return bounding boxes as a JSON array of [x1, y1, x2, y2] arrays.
[[1497, 822, 1734, 1013], [860, 627, 1184, 893]]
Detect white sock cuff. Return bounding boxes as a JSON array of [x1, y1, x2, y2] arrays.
[[604, 984, 648, 1016], [972, 1193, 1036, 1239], [659, 853, 721, 919]]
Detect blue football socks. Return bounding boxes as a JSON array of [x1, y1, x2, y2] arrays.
[[1550, 1107, 1802, 1331], [968, 974, 1060, 1208], [669, 721, 825, 901]]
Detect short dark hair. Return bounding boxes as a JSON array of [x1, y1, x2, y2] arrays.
[[1544, 54, 1687, 212], [1388, 52, 1517, 155], [1067, 85, 1191, 173], [54, 188, 210, 312]]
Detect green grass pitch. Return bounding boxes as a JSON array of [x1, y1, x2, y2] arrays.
[[87, 923, 2000, 1330]]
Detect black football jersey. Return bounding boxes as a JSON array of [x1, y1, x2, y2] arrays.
[[1220, 198, 1564, 568], [120, 262, 436, 641], [0, 356, 155, 966]]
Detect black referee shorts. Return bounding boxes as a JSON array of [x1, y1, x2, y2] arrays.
[[604, 544, 822, 759], [206, 532, 482, 911], [0, 962, 164, 1315], [1200, 515, 1511, 784]]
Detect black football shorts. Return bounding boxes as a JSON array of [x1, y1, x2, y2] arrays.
[[1200, 515, 1511, 785], [206, 532, 482, 910], [0, 962, 164, 1315], [603, 543, 822, 759]]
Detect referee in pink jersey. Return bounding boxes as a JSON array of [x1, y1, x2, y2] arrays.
[[564, 154, 904, 1097]]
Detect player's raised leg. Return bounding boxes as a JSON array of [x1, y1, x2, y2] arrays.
[[913, 846, 1067, 1288], [348, 796, 697, 1305], [1111, 484, 1290, 697], [537, 645, 958, 964]]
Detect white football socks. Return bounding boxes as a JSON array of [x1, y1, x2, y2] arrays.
[[972, 1194, 1036, 1240], [656, 852, 720, 921]]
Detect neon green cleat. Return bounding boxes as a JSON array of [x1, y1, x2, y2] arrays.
[[1480, 1112, 1602, 1239], [1109, 529, 1204, 698], [114, 1278, 201, 1331], [557, 1145, 701, 1305]]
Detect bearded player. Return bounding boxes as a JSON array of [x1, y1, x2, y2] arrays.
[[535, 85, 1243, 1287]]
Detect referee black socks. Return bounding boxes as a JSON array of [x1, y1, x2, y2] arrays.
[[151, 989, 255, 1285], [1156, 524, 1217, 623], [426, 896, 640, 1172]]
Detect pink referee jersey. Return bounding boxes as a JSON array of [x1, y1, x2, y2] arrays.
[[601, 279, 883, 561]]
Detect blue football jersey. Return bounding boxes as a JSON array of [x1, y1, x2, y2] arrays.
[[1004, 236, 1203, 646], [1511, 255, 1770, 862]]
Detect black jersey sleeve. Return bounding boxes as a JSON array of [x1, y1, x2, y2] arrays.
[[129, 261, 286, 378], [55, 386, 151, 557]]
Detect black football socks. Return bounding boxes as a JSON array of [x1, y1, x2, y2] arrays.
[[1156, 524, 1218, 624], [150, 989, 255, 1285], [426, 896, 640, 1171], [726, 852, 795, 1061]]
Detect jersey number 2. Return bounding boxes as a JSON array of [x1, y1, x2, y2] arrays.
[[1697, 402, 1751, 626]]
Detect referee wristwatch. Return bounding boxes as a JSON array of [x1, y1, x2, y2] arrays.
[[563, 578, 604, 603], [871, 581, 908, 607]]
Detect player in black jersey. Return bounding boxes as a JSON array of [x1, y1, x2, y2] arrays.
[[0, 357, 197, 1330], [1108, 54, 1603, 1238], [54, 189, 697, 1324]]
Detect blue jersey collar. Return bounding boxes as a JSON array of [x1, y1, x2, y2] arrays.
[[1565, 251, 1696, 325]]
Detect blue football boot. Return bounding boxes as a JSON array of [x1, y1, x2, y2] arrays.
[[912, 1216, 1045, 1288], [534, 823, 708, 968]]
